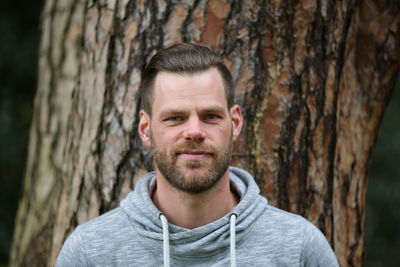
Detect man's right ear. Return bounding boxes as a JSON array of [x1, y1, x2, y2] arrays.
[[138, 110, 152, 147]]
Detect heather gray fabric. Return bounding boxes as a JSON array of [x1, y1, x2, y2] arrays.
[[56, 167, 339, 266]]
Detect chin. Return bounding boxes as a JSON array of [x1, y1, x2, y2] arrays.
[[181, 166, 208, 176]]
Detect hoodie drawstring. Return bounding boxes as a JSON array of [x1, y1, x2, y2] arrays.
[[159, 213, 170, 267], [159, 213, 237, 267], [230, 213, 237, 267]]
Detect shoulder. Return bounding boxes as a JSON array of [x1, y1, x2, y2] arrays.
[[251, 204, 310, 250], [77, 208, 129, 235], [265, 204, 306, 224], [298, 219, 339, 266], [261, 204, 339, 266], [56, 208, 134, 266], [259, 203, 310, 235], [70, 207, 137, 249]]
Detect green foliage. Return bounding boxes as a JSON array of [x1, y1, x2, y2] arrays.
[[0, 1, 41, 265], [365, 76, 400, 266]]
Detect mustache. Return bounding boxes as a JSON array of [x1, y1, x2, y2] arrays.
[[172, 142, 216, 154]]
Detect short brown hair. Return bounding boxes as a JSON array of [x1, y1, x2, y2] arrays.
[[139, 43, 234, 115]]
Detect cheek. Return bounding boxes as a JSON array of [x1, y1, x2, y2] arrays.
[[209, 124, 232, 141], [152, 127, 181, 144]]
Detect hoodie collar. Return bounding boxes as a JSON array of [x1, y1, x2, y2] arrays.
[[120, 167, 267, 258]]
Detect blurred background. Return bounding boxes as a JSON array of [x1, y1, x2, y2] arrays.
[[0, 2, 41, 266], [0, 1, 398, 266]]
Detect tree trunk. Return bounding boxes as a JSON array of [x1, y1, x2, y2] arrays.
[[10, 0, 400, 266]]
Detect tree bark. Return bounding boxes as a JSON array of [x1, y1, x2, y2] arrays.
[[10, 0, 400, 266]]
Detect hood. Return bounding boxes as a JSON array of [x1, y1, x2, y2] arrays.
[[120, 166, 267, 258]]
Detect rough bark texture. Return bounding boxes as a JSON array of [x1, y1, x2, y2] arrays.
[[10, 0, 400, 266]]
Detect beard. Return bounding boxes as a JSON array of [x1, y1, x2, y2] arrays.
[[151, 134, 233, 194]]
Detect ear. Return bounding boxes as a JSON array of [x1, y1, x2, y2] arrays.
[[138, 110, 152, 147], [229, 104, 243, 141]]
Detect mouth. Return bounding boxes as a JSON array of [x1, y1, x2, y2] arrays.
[[176, 150, 213, 161]]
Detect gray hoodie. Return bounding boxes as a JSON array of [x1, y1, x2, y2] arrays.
[[56, 167, 339, 266]]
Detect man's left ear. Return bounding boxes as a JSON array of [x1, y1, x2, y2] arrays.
[[230, 104, 243, 141]]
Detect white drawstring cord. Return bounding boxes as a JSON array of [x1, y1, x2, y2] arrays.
[[230, 213, 237, 267], [160, 212, 236, 267], [159, 213, 170, 267]]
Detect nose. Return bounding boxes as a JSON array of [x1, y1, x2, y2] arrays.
[[182, 117, 206, 141]]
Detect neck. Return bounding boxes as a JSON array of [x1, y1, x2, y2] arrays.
[[152, 169, 239, 229]]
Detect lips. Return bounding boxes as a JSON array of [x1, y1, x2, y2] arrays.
[[176, 150, 213, 161]]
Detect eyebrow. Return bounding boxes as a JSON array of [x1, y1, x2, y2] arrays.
[[159, 105, 226, 117], [201, 106, 226, 114], [159, 109, 186, 117]]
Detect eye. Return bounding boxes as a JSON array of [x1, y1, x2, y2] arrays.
[[205, 114, 220, 120], [166, 116, 183, 122]]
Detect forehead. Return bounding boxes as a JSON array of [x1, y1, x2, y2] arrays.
[[152, 68, 227, 113]]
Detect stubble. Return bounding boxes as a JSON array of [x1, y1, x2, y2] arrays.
[[152, 134, 233, 194]]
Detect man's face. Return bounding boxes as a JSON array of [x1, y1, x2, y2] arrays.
[[139, 68, 242, 193]]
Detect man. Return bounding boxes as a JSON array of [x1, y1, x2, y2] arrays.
[[56, 43, 339, 266]]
